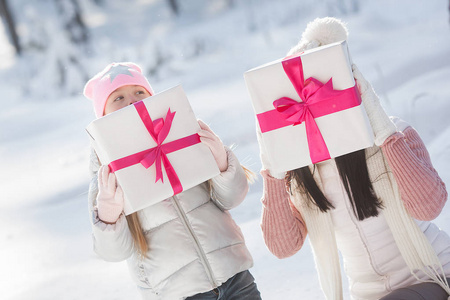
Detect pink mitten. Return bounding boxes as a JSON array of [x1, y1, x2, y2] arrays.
[[96, 165, 124, 223], [197, 120, 228, 172]]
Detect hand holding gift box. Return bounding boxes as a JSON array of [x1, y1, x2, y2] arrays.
[[244, 40, 375, 174], [86, 85, 220, 215]]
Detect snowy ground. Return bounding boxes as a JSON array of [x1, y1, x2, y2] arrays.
[[1, 1, 450, 299]]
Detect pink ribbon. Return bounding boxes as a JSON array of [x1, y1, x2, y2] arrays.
[[256, 55, 362, 164], [108, 101, 201, 195]]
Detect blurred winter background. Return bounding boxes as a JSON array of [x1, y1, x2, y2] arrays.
[[1, 0, 449, 299]]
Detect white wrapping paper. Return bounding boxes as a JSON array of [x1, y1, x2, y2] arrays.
[[86, 85, 220, 215], [244, 41, 374, 174]]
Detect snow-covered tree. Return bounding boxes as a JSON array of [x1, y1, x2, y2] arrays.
[[4, 0, 90, 98]]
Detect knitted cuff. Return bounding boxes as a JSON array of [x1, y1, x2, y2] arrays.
[[261, 170, 289, 205], [266, 169, 286, 180], [384, 127, 433, 167]]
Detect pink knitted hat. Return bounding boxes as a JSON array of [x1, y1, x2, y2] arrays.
[[83, 62, 154, 118]]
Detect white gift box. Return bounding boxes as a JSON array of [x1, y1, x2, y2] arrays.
[[86, 85, 220, 215], [244, 40, 374, 174]]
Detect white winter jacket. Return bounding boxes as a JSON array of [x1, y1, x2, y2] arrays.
[[315, 157, 450, 299], [88, 147, 254, 300]]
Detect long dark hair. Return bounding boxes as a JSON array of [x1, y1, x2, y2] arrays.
[[287, 149, 382, 220]]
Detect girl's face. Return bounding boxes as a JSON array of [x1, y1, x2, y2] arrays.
[[104, 85, 151, 115]]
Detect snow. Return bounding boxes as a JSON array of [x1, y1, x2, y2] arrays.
[[1, 0, 450, 299]]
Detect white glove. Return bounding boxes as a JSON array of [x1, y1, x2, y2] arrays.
[[96, 165, 124, 223], [197, 120, 228, 172], [256, 124, 286, 180], [352, 64, 396, 146], [389, 116, 410, 133]]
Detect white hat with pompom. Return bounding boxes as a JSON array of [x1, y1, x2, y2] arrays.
[[288, 17, 349, 56]]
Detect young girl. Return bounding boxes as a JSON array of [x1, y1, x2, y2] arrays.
[[84, 62, 261, 300], [259, 18, 450, 300]]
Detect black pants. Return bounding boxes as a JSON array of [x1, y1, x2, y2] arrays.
[[380, 278, 450, 300], [185, 271, 261, 300]]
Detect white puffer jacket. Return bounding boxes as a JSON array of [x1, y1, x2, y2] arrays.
[[88, 147, 254, 300], [316, 157, 450, 299]]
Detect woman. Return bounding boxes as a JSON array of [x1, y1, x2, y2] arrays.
[[259, 17, 450, 300]]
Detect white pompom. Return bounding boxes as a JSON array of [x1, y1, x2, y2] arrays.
[[288, 17, 348, 55], [302, 17, 348, 46]]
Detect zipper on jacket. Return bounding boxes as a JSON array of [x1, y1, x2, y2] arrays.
[[171, 195, 218, 287]]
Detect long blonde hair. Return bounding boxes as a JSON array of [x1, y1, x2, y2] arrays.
[[126, 213, 148, 257]]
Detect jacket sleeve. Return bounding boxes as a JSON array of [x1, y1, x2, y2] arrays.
[[88, 149, 134, 262], [260, 170, 307, 258], [381, 125, 447, 220], [209, 147, 249, 211]]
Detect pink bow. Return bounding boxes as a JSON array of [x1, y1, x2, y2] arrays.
[[139, 108, 175, 183], [256, 55, 362, 164], [109, 101, 201, 195], [273, 78, 328, 123]]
